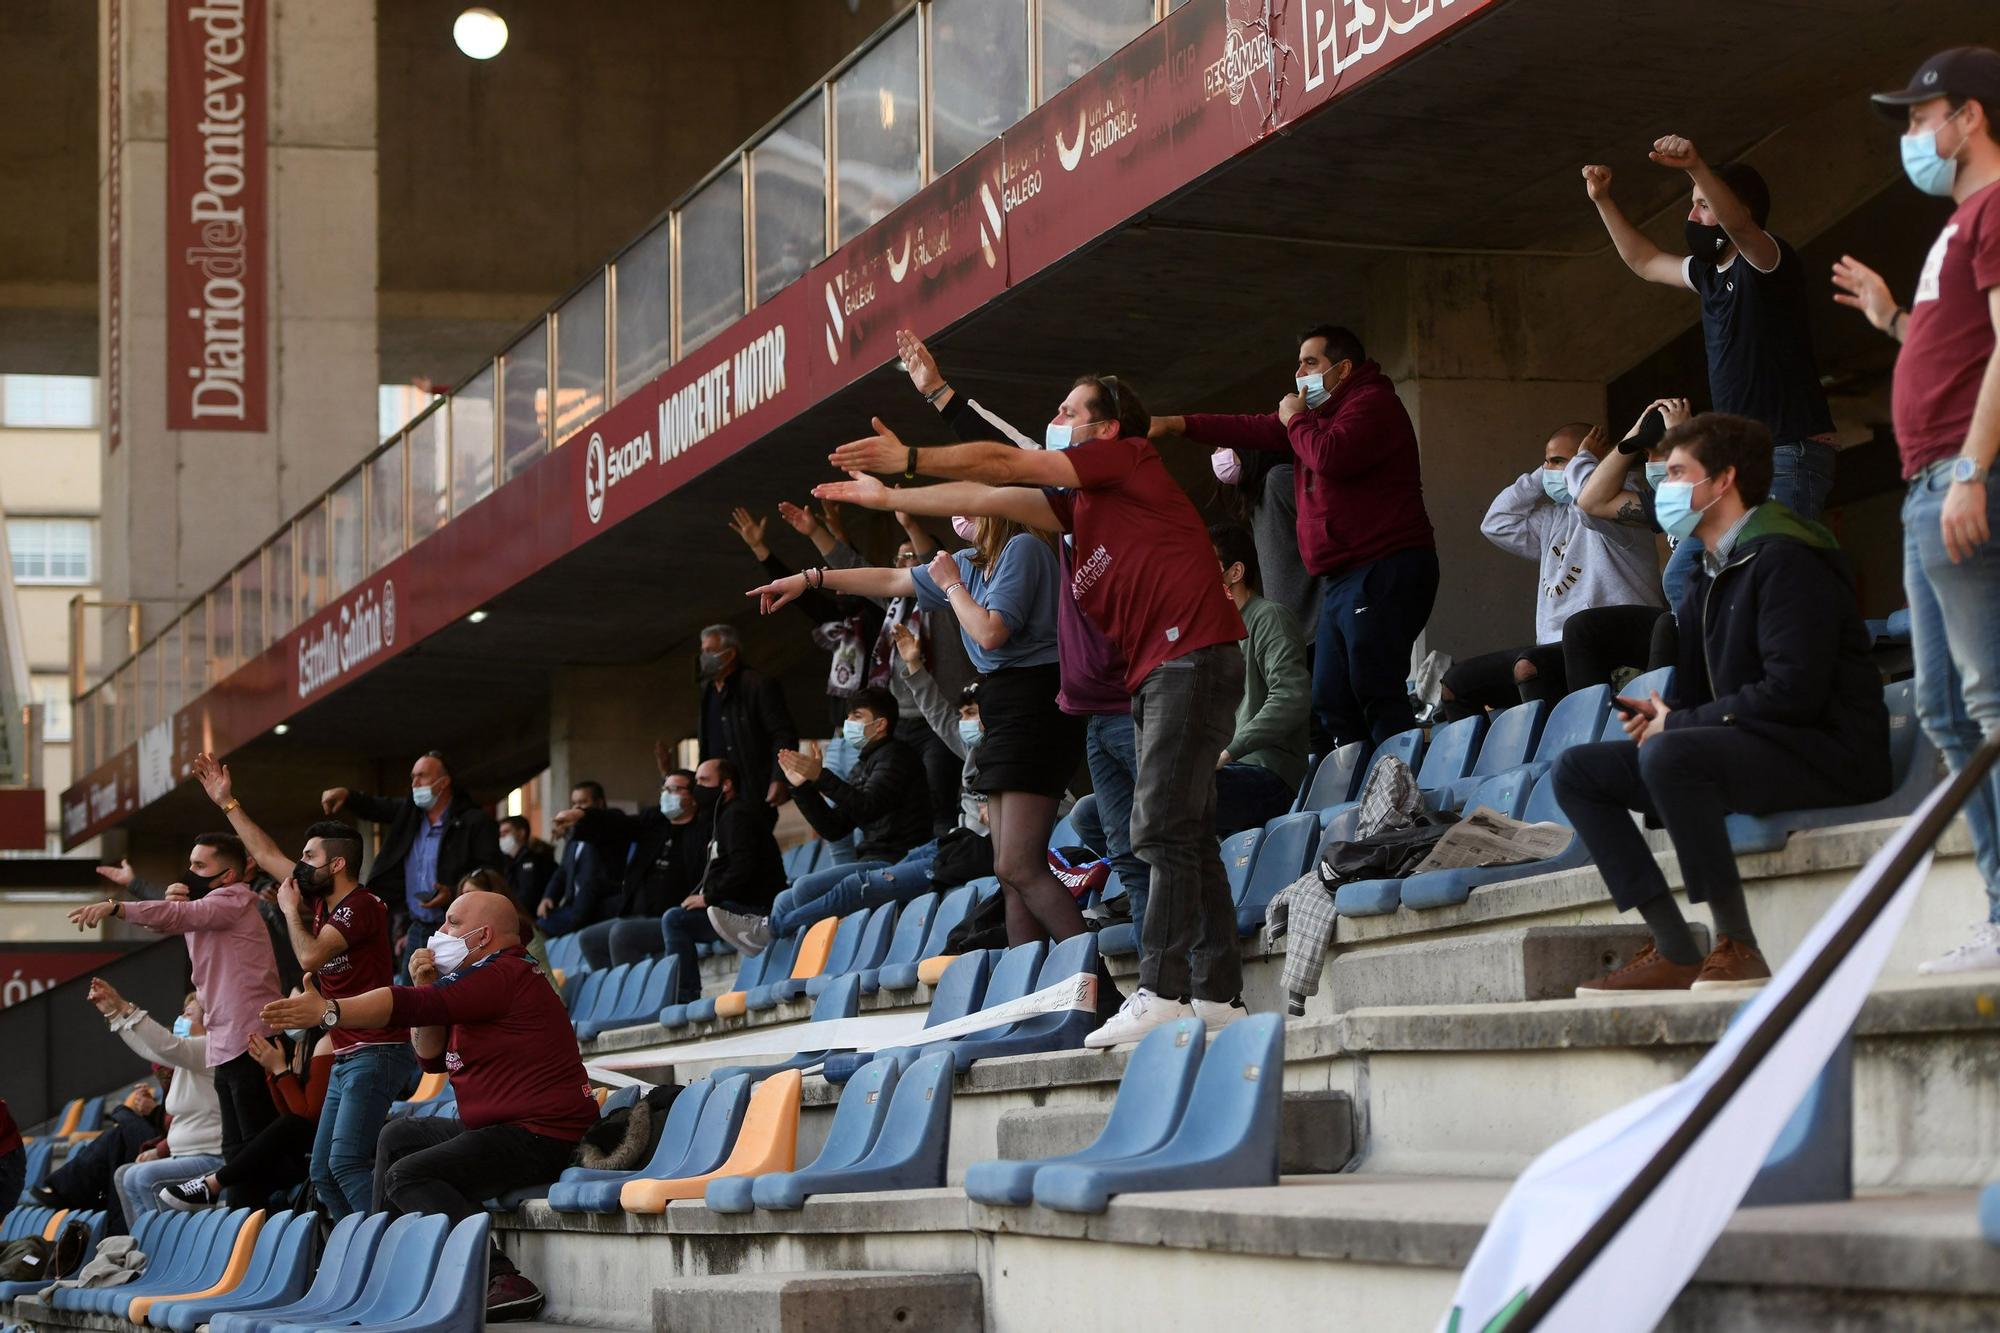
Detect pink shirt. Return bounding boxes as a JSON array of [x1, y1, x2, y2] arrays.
[[121, 882, 282, 1066]]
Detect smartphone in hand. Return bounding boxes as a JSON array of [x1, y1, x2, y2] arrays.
[[1613, 695, 1657, 720]]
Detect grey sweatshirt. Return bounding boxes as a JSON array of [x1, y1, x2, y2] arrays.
[[1479, 452, 1664, 646]]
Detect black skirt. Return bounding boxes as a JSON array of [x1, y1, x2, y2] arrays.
[[970, 662, 1085, 799]]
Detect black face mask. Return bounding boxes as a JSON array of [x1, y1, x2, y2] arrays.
[[183, 869, 222, 899], [692, 783, 722, 808], [293, 859, 335, 899], [1684, 219, 1730, 262]]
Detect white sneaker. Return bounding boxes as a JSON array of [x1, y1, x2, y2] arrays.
[[1917, 921, 2000, 976], [1191, 997, 1248, 1034], [707, 906, 770, 957], [1084, 988, 1195, 1049]]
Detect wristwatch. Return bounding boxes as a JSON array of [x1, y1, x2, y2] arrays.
[[319, 998, 342, 1030], [1952, 457, 1989, 485]]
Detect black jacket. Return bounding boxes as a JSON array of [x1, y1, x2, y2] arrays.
[[572, 805, 713, 920], [340, 789, 505, 918], [700, 793, 785, 913], [1664, 504, 1891, 795], [697, 665, 799, 806], [504, 841, 558, 913], [792, 736, 932, 864]]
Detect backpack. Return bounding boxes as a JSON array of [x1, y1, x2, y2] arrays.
[[942, 889, 1009, 955], [0, 1219, 88, 1284], [574, 1083, 683, 1172]]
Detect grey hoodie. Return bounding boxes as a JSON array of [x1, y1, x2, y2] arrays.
[[1479, 451, 1664, 646]]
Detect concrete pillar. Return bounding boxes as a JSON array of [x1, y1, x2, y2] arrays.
[[100, 0, 378, 634], [548, 662, 690, 814]]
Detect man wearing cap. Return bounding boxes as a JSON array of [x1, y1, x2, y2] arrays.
[[1582, 134, 1838, 610], [1834, 47, 2000, 975]]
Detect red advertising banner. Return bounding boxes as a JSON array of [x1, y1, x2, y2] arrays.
[[166, 0, 268, 432]]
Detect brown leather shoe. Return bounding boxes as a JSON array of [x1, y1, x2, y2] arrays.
[[1574, 944, 1702, 998], [1691, 936, 1772, 991]]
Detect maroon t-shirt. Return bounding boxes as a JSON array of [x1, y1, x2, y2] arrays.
[[0, 1098, 19, 1157], [387, 947, 598, 1142], [1896, 181, 2000, 476], [314, 889, 408, 1053], [1043, 436, 1246, 694]]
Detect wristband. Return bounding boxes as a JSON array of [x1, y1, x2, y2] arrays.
[[904, 447, 919, 480], [220, 798, 240, 814], [923, 383, 951, 405]]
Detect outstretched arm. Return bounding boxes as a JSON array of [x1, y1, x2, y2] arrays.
[[812, 470, 1062, 533], [191, 752, 292, 880], [829, 418, 1081, 490], [1582, 164, 1686, 288], [1654, 135, 1780, 273]]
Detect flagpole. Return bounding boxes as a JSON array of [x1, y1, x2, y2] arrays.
[[1506, 735, 2000, 1331]]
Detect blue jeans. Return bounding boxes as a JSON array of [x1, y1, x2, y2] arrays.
[[1664, 440, 1837, 613], [1215, 762, 1295, 838], [768, 860, 889, 938], [115, 1153, 223, 1227], [1315, 546, 1438, 747], [772, 843, 941, 939], [1084, 713, 1150, 938], [312, 1042, 419, 1219], [1905, 465, 2000, 920]]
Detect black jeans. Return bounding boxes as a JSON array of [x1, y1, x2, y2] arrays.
[[1315, 547, 1439, 747], [898, 715, 962, 838], [662, 907, 722, 1004], [1441, 643, 1566, 720], [1131, 643, 1245, 1002], [212, 1052, 279, 1172], [1559, 605, 1674, 690], [373, 1116, 577, 1277], [1214, 762, 1295, 838], [576, 917, 669, 970], [1553, 729, 1874, 914], [214, 1113, 314, 1205]]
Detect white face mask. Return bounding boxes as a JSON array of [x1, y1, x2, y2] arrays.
[[428, 926, 485, 976], [951, 515, 977, 543], [1210, 449, 1243, 485], [498, 834, 520, 858]]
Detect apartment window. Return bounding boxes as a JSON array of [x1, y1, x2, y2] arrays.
[[33, 678, 71, 743], [1, 375, 97, 428], [7, 518, 94, 584]]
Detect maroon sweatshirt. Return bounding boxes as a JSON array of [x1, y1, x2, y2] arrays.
[[387, 947, 598, 1142], [1185, 360, 1433, 577]]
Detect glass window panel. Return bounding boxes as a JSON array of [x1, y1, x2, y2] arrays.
[[233, 556, 264, 660], [6, 518, 94, 584], [408, 406, 449, 543], [329, 472, 364, 596], [180, 603, 204, 701], [0, 374, 97, 428], [451, 365, 497, 515], [834, 18, 921, 244], [267, 529, 294, 639], [501, 323, 550, 483], [296, 505, 329, 621], [678, 162, 746, 354], [114, 662, 134, 750], [613, 222, 672, 403], [752, 94, 826, 304], [135, 647, 156, 736], [931, 0, 1028, 173], [158, 623, 182, 717], [555, 273, 608, 446], [34, 678, 72, 744], [1039, 0, 1153, 102], [206, 588, 233, 683], [367, 438, 406, 575]]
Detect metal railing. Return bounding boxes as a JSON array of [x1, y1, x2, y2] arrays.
[[68, 0, 1187, 772]]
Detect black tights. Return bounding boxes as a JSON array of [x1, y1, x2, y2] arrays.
[[213, 1113, 314, 1203], [987, 790, 1086, 946]]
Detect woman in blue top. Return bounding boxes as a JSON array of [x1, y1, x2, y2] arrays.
[[748, 515, 1089, 945]]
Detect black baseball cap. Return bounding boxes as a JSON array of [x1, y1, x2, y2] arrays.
[[1872, 46, 2000, 120]]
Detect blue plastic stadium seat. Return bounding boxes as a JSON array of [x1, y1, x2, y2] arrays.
[[810, 902, 897, 999], [760, 912, 869, 1009], [63, 1209, 213, 1315], [871, 943, 1041, 1080], [966, 1016, 1205, 1206], [1416, 713, 1488, 792], [1102, 829, 1262, 957], [105, 1207, 252, 1320], [930, 934, 1098, 1071], [746, 929, 816, 1011], [570, 961, 631, 1034], [555, 1076, 753, 1214], [1396, 770, 1588, 911], [0, 1207, 107, 1301], [823, 948, 992, 1086], [694, 934, 798, 1024], [1621, 666, 1674, 711], [966, 875, 1002, 901], [1727, 680, 1938, 854], [16, 1139, 53, 1202], [876, 886, 974, 992], [1334, 769, 1538, 917], [547, 1081, 712, 1213], [1048, 810, 1080, 851], [750, 1050, 954, 1209], [1237, 811, 1320, 935], [347, 1213, 491, 1333], [860, 892, 938, 995], [144, 1208, 288, 1328], [1296, 742, 1366, 812], [707, 974, 864, 1084], [300, 1210, 449, 1329], [75, 1096, 106, 1133], [154, 1210, 317, 1332], [707, 1057, 900, 1214], [578, 957, 679, 1040], [1032, 1014, 1283, 1214], [662, 941, 779, 1029], [1437, 699, 1548, 811], [1886, 606, 1912, 641], [574, 958, 648, 1040], [207, 1211, 390, 1333]]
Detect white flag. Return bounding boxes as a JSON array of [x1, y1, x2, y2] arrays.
[[1442, 777, 1950, 1332]]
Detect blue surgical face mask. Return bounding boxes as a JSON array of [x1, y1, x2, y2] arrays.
[[411, 783, 436, 811], [1652, 477, 1717, 540], [660, 791, 687, 820], [1540, 467, 1571, 504], [1295, 372, 1330, 409], [958, 718, 983, 750], [842, 718, 869, 749], [1044, 421, 1078, 451], [1644, 460, 1669, 488], [171, 1016, 194, 1039], [1901, 111, 1964, 198]]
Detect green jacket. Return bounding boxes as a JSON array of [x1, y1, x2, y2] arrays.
[[1228, 595, 1311, 789]]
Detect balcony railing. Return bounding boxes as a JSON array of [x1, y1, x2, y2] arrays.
[[69, 0, 1187, 774]]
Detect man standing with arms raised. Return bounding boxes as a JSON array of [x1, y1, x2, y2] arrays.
[[818, 376, 1248, 1048], [190, 752, 415, 1218]]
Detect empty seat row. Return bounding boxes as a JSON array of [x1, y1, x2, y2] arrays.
[[572, 955, 682, 1040], [0, 1207, 105, 1300]]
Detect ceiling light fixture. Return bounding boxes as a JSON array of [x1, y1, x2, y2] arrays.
[[453, 8, 508, 60], [274, 723, 290, 736], [468, 609, 490, 624]]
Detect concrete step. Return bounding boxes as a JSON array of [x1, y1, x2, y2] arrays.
[[653, 1270, 981, 1332], [1327, 921, 1708, 1009], [995, 1089, 1355, 1176]]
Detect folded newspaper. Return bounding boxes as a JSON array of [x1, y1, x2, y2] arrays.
[[1407, 804, 1572, 875]]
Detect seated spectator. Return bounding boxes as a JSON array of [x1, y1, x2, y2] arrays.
[[1211, 524, 1311, 838], [709, 687, 932, 953], [262, 889, 597, 1323], [86, 980, 223, 1229], [0, 1098, 21, 1230], [647, 758, 783, 1003], [1558, 415, 1891, 995], [1441, 421, 1662, 719], [498, 816, 556, 914], [31, 1082, 162, 1221], [555, 768, 712, 969], [161, 1026, 331, 1214], [537, 781, 627, 938]]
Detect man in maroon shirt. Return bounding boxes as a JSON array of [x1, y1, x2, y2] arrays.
[[821, 375, 1250, 1049], [191, 752, 417, 1218], [262, 889, 594, 1323], [1834, 47, 2000, 975], [1152, 326, 1437, 748], [0, 1097, 22, 1230]]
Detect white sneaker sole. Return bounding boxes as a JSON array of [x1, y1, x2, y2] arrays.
[[1690, 977, 1770, 992]]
